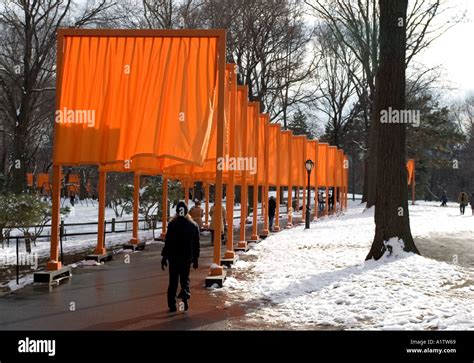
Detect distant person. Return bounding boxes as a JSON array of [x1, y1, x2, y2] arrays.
[[329, 191, 334, 211], [161, 201, 200, 313], [189, 200, 203, 230], [318, 192, 324, 212], [268, 196, 276, 230], [69, 192, 75, 207], [440, 190, 448, 207], [209, 204, 226, 245], [457, 191, 469, 215]]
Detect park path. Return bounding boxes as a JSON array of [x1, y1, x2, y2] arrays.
[[0, 216, 306, 330]]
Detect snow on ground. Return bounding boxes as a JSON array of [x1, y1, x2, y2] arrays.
[[222, 201, 474, 330]]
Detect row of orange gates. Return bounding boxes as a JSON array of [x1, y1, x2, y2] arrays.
[[43, 29, 349, 284], [26, 173, 92, 196]]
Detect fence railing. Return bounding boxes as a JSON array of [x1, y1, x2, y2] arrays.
[[2, 205, 302, 285]]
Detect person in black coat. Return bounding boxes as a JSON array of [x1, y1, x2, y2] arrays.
[[161, 201, 200, 312], [268, 196, 277, 230]]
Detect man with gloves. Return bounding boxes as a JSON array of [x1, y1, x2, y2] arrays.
[[161, 201, 200, 312]]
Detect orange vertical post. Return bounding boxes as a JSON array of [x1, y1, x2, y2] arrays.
[[261, 118, 270, 237], [204, 182, 210, 229], [274, 127, 281, 232], [47, 165, 62, 271], [302, 186, 306, 223], [224, 64, 236, 260], [286, 134, 293, 228], [250, 105, 259, 242], [297, 186, 300, 220], [130, 173, 140, 244], [160, 176, 168, 239], [94, 170, 107, 255], [238, 92, 249, 249], [314, 140, 319, 221], [209, 32, 226, 275]]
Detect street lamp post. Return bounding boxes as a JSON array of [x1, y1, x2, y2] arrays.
[[305, 159, 314, 229]]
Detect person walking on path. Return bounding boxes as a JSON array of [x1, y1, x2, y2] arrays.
[[440, 190, 448, 207], [209, 203, 226, 245], [161, 201, 200, 313], [457, 191, 470, 215], [189, 200, 203, 230], [268, 196, 276, 230]]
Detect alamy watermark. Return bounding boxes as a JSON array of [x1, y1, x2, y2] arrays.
[[217, 155, 257, 175], [55, 107, 95, 128], [380, 107, 420, 127]]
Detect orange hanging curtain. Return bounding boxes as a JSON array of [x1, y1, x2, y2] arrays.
[[257, 113, 268, 185], [407, 158, 415, 185], [268, 124, 281, 186], [291, 136, 306, 187], [54, 30, 223, 174], [327, 146, 337, 187], [279, 131, 291, 187], [67, 174, 80, 193], [26, 173, 34, 187], [317, 143, 328, 187], [37, 173, 51, 191]]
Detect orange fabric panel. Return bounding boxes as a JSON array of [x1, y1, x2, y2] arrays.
[[26, 173, 33, 187], [344, 155, 349, 187], [257, 113, 268, 185], [407, 159, 415, 185], [67, 174, 80, 192], [37, 173, 50, 192], [335, 149, 344, 187], [317, 143, 328, 186], [268, 124, 280, 186], [166, 66, 233, 182], [327, 146, 337, 186], [54, 35, 219, 172], [279, 131, 292, 186], [291, 136, 306, 186]]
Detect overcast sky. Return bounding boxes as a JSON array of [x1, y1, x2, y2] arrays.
[[419, 0, 474, 101]]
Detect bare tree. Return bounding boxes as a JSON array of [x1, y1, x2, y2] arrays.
[[367, 0, 419, 260], [0, 0, 114, 193], [306, 0, 464, 207], [315, 24, 358, 147], [200, 0, 317, 125]]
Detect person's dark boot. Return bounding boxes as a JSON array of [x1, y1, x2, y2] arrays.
[[183, 299, 189, 311], [169, 306, 177, 313]]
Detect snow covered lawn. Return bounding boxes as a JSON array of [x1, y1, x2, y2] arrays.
[[223, 201, 474, 330]]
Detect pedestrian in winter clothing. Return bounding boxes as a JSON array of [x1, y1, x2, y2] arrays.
[[189, 200, 203, 230], [457, 191, 470, 215], [318, 192, 324, 212], [268, 196, 276, 230], [161, 201, 200, 312], [329, 191, 334, 211], [209, 204, 226, 245], [440, 190, 448, 207]]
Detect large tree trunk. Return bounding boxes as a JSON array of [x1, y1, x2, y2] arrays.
[[366, 0, 419, 260]]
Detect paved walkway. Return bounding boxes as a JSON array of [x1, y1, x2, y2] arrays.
[[0, 214, 315, 330]]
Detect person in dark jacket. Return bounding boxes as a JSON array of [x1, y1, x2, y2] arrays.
[[268, 196, 276, 230], [457, 191, 469, 215], [161, 201, 200, 312], [440, 190, 448, 207]]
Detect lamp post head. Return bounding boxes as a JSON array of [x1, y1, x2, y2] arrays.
[[305, 159, 314, 173]]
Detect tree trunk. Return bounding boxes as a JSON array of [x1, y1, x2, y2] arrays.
[[366, 0, 419, 260], [11, 125, 28, 194]]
